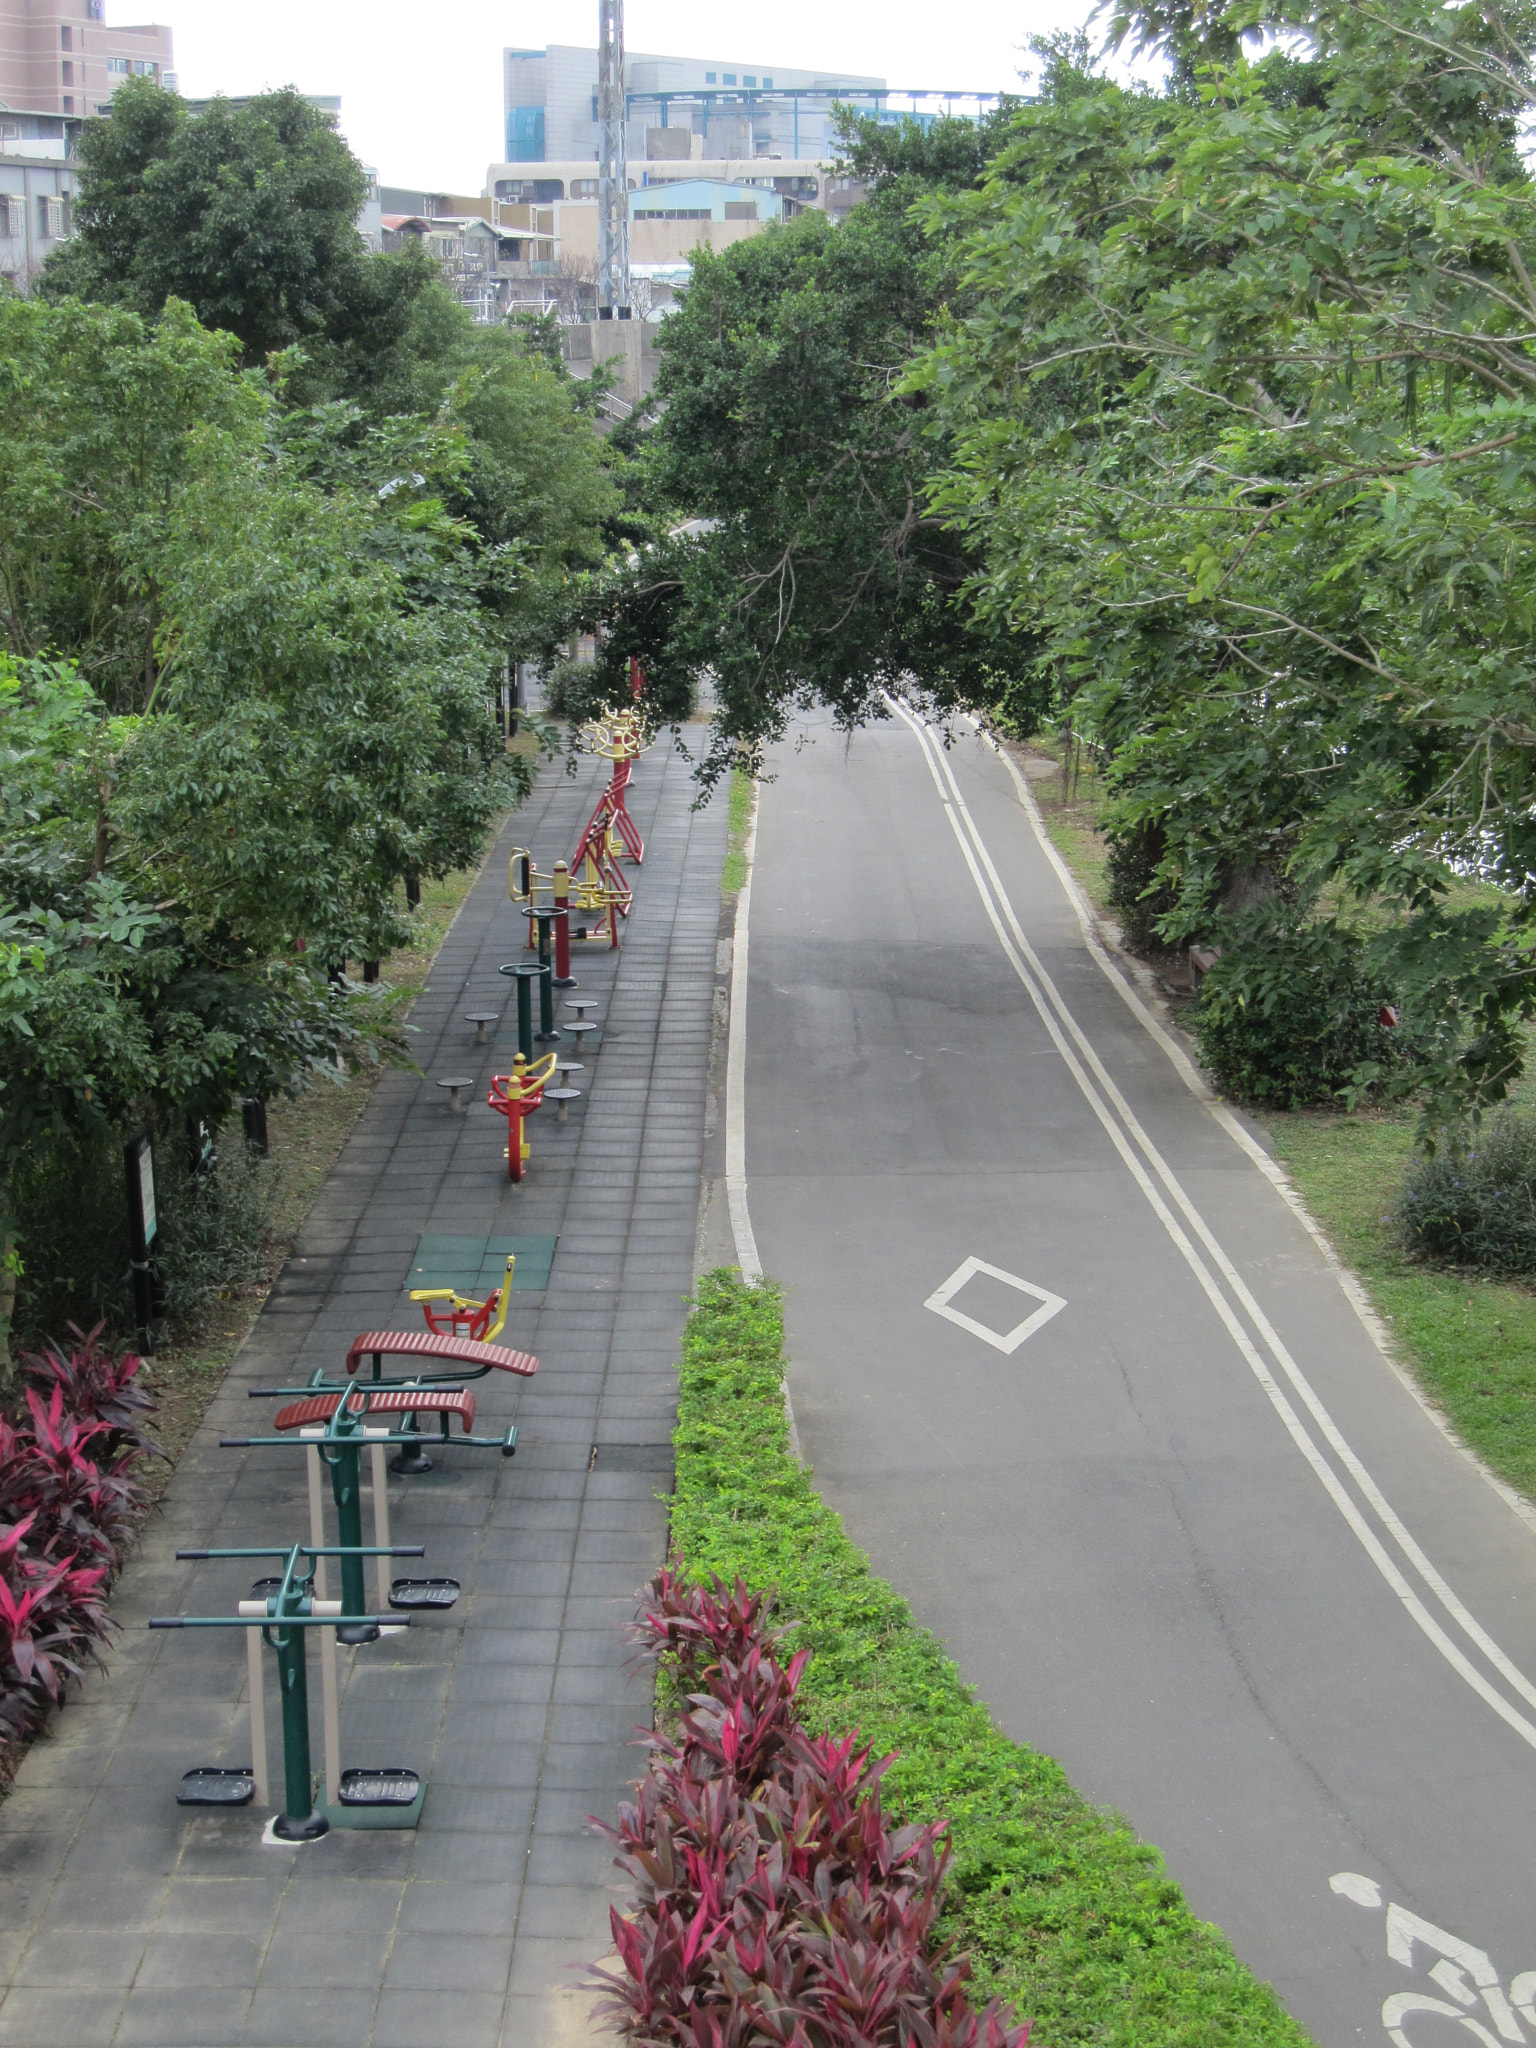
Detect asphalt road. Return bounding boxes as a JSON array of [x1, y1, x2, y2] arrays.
[[736, 704, 1536, 2048]]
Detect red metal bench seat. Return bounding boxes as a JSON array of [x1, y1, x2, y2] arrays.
[[345, 1330, 539, 1381], [273, 1387, 478, 1434]]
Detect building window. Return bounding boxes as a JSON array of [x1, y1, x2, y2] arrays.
[[4, 196, 23, 236], [133, 60, 155, 75], [704, 72, 716, 84], [61, 97, 72, 113], [510, 105, 546, 160], [633, 206, 710, 219], [106, 57, 129, 73], [723, 74, 736, 85], [40, 196, 66, 238], [763, 76, 773, 88], [61, 26, 72, 49], [571, 177, 598, 198], [62, 61, 74, 84], [744, 75, 755, 86]]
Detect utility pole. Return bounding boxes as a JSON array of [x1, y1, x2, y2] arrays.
[[596, 0, 630, 319]]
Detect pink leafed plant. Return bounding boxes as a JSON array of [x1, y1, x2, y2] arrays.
[[588, 1570, 1030, 2048], [0, 1327, 157, 1746]]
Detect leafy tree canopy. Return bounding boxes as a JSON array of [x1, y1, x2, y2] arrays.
[[914, 0, 1536, 1117], [577, 105, 1047, 786], [39, 79, 440, 401]]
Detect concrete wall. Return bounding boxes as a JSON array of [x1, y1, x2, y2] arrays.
[[504, 42, 883, 166], [0, 0, 173, 118], [0, 152, 76, 288], [553, 201, 763, 268]]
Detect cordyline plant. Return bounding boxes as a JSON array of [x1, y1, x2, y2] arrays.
[[588, 1570, 1030, 2048], [0, 1326, 157, 1745]]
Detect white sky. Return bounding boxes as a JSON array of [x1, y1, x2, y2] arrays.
[[113, 0, 1135, 194]]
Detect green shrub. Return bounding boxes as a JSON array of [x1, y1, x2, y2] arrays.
[[1397, 1112, 1536, 1275], [12, 1118, 281, 1346], [671, 1270, 1311, 2047], [1195, 912, 1421, 1110], [1104, 822, 1178, 952], [538, 653, 588, 719]]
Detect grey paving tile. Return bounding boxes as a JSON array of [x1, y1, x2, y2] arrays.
[[112, 1987, 254, 2046], [14, 1927, 147, 1988], [240, 1985, 379, 2047], [0, 1986, 123, 2046], [394, 1880, 520, 1936], [371, 1988, 504, 2048], [382, 1931, 511, 1993], [258, 1926, 393, 1988]]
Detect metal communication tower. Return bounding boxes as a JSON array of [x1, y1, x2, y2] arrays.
[[596, 0, 630, 318]]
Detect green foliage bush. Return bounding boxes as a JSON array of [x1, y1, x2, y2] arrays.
[[1195, 913, 1421, 1110], [671, 1269, 1310, 2047], [11, 1123, 280, 1348], [1397, 1113, 1536, 1276], [1104, 823, 1178, 953]]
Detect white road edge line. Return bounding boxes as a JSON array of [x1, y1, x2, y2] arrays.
[[888, 696, 1536, 1752], [971, 716, 1536, 1551], [925, 714, 1536, 1718], [726, 782, 763, 1285]]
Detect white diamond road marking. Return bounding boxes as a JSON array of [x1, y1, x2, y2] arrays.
[[923, 1256, 1067, 1356]]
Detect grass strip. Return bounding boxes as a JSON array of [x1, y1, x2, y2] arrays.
[[1271, 1110, 1536, 1502], [671, 1268, 1312, 2048], [721, 769, 753, 897], [1016, 749, 1536, 1512]]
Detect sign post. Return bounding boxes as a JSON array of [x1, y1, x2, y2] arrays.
[[124, 1131, 161, 1353]]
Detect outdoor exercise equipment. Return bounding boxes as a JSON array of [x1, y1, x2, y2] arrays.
[[575, 709, 646, 866], [411, 1250, 516, 1343], [562, 999, 601, 1054], [529, 903, 575, 996], [487, 1052, 557, 1182], [259, 1327, 540, 1478], [498, 959, 552, 1062], [151, 1538, 431, 1839], [511, 846, 620, 952], [223, 1382, 514, 1626]]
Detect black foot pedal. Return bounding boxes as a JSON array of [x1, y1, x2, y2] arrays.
[[389, 1577, 460, 1611], [177, 1767, 255, 1806], [338, 1768, 420, 1808]]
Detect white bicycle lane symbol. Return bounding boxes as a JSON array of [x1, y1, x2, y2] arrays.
[[1334, 1871, 1536, 2044]]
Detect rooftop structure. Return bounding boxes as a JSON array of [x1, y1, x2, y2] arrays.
[[0, 103, 80, 289], [505, 43, 885, 168], [0, 0, 173, 119]]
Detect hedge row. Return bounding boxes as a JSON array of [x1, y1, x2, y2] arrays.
[[667, 1270, 1312, 2047]]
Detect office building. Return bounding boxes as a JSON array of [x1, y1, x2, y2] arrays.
[[504, 43, 885, 167], [0, 0, 174, 119], [0, 105, 77, 288]]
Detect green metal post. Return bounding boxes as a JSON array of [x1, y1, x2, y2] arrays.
[[516, 969, 534, 1062], [326, 1439, 377, 1643], [269, 1612, 327, 1839], [534, 959, 559, 1043]]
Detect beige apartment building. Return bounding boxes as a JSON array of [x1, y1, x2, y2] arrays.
[[0, 0, 173, 118]]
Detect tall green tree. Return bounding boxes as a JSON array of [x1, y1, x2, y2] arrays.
[[40, 79, 439, 401], [580, 110, 1045, 786], [916, 0, 1536, 1115]]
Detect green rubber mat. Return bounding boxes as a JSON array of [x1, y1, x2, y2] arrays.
[[408, 1233, 557, 1296]]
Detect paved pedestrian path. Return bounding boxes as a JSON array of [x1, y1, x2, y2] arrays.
[[0, 737, 727, 2047]]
